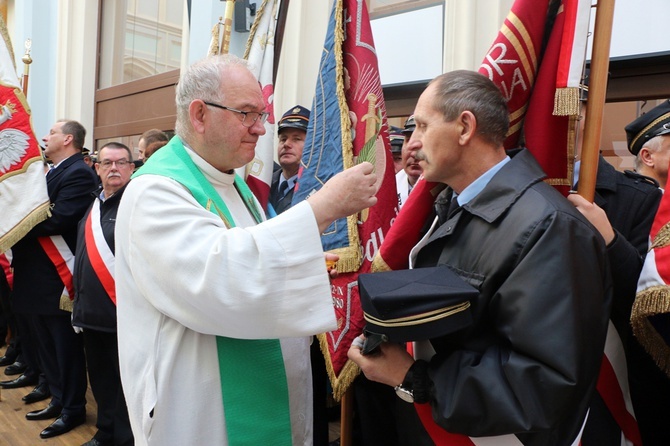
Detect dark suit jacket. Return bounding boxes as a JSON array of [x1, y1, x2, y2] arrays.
[[11, 153, 99, 315], [269, 169, 295, 215]]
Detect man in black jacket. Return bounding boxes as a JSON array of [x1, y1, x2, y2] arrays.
[[9, 120, 98, 439], [348, 71, 611, 445], [73, 142, 135, 446]]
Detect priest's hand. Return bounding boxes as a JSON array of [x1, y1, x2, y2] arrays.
[[308, 162, 378, 233], [326, 253, 339, 278]]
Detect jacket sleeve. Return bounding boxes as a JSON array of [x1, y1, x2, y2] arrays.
[[28, 166, 97, 237], [428, 211, 611, 436]]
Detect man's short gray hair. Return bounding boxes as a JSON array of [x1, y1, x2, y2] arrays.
[[175, 55, 251, 140], [634, 135, 664, 170], [428, 70, 509, 147]]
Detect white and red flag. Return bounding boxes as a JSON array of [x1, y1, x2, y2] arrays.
[[237, 0, 281, 210], [0, 16, 49, 253], [633, 185, 670, 378]]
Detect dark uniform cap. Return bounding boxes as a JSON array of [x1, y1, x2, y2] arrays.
[[402, 115, 416, 134], [389, 126, 404, 154], [625, 100, 670, 156], [358, 265, 477, 354], [278, 105, 310, 134]]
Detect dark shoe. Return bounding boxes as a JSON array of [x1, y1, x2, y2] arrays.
[[0, 373, 38, 388], [0, 354, 17, 366], [4, 360, 27, 376], [22, 382, 51, 404], [40, 412, 86, 439], [26, 401, 62, 420]]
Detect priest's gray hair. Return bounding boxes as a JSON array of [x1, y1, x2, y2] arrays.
[[175, 55, 251, 141]]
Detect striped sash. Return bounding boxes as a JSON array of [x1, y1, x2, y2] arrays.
[[38, 235, 75, 301], [408, 342, 588, 445], [84, 200, 116, 304]]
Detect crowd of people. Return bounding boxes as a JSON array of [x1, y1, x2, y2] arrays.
[[0, 53, 669, 446]]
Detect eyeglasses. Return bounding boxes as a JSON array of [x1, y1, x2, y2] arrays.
[[99, 159, 131, 168], [203, 101, 269, 128]]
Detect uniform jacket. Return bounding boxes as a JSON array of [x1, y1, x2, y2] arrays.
[[11, 153, 99, 315], [269, 168, 295, 215], [72, 185, 127, 332], [399, 149, 612, 446], [588, 156, 661, 344]]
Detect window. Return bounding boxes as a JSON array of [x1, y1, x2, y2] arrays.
[[367, 0, 443, 19], [99, 0, 184, 88]]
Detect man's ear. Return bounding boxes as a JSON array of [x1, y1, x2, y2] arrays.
[[458, 111, 477, 145], [639, 147, 655, 167], [190, 100, 207, 134]]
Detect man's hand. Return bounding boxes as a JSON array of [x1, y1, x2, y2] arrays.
[[567, 193, 616, 245], [308, 162, 378, 232], [348, 335, 414, 387]]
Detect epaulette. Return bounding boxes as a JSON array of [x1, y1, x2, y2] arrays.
[[624, 170, 660, 188]]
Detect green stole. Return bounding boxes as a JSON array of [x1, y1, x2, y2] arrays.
[[134, 137, 293, 445]]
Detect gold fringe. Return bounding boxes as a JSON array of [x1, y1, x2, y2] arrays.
[[59, 295, 74, 313], [553, 87, 581, 116], [208, 19, 223, 57], [370, 254, 391, 273], [318, 332, 362, 402], [651, 222, 670, 250], [0, 201, 50, 253], [631, 285, 670, 378]]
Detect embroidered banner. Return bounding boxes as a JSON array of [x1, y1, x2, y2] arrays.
[[0, 17, 50, 252], [291, 0, 398, 399]]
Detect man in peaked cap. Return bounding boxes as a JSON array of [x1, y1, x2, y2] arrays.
[[395, 115, 422, 209], [269, 105, 310, 214], [389, 126, 404, 174], [627, 100, 670, 189]]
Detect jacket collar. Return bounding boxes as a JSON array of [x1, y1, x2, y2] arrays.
[[441, 148, 546, 225]]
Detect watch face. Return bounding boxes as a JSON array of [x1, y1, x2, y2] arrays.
[[395, 385, 414, 403]]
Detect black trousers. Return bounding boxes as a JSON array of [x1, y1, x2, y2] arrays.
[[33, 312, 87, 415], [84, 329, 134, 446]]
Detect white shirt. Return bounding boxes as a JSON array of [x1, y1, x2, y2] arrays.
[[115, 147, 337, 445]]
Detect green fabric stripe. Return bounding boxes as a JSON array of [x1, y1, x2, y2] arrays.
[[135, 137, 293, 445]]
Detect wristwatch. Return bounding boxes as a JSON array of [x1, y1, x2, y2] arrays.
[[394, 383, 414, 403]]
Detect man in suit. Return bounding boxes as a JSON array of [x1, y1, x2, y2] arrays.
[[9, 120, 98, 439], [269, 105, 310, 214]]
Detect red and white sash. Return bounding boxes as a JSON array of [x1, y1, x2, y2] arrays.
[[408, 341, 587, 446], [38, 235, 75, 300], [84, 200, 116, 304], [0, 250, 12, 289], [596, 322, 642, 446]]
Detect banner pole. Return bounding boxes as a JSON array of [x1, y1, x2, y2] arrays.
[[577, 0, 616, 202]]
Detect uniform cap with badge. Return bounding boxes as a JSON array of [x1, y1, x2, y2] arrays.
[[389, 125, 404, 154], [402, 115, 416, 135], [625, 100, 670, 156], [278, 105, 310, 134]]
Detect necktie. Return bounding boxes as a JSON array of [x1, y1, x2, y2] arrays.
[[447, 196, 461, 219], [278, 181, 289, 197]]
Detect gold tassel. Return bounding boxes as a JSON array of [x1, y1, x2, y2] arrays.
[[207, 19, 223, 57], [651, 222, 670, 250], [631, 285, 670, 378], [0, 202, 50, 253], [59, 294, 74, 313], [553, 87, 581, 116]]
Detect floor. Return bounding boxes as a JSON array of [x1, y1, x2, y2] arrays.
[[0, 344, 343, 445]]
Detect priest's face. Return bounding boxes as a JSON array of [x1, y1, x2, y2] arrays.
[[200, 65, 267, 172]]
